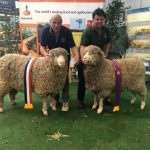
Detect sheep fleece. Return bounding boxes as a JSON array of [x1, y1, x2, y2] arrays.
[[83, 45, 147, 99], [0, 49, 68, 98]]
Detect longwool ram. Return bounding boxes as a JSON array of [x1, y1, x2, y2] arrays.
[[0, 48, 68, 116], [83, 45, 147, 114]]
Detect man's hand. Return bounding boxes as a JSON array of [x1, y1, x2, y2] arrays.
[[40, 46, 49, 61], [80, 45, 85, 62], [70, 46, 80, 65], [74, 54, 80, 65], [44, 54, 50, 61]]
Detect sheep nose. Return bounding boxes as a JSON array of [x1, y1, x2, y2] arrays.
[[83, 52, 89, 61], [59, 60, 65, 67], [57, 55, 65, 67], [83, 56, 86, 60], [83, 56, 87, 61]]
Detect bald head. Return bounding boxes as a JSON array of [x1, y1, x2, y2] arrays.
[[50, 14, 63, 33], [50, 14, 62, 23]]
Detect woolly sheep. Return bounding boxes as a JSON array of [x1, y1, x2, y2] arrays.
[[0, 49, 5, 57], [83, 45, 147, 114], [0, 47, 68, 116]]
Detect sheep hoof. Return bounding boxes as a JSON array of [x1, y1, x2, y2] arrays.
[[92, 104, 97, 110], [50, 103, 57, 111], [0, 108, 4, 113], [131, 99, 135, 104], [61, 107, 69, 112], [62, 102, 69, 112], [140, 102, 145, 110], [42, 109, 48, 116], [11, 101, 17, 105], [97, 108, 103, 114], [51, 107, 57, 111]]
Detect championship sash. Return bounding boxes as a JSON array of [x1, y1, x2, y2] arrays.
[[24, 58, 37, 109], [111, 60, 122, 112]]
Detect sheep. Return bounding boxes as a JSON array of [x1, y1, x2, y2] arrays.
[[0, 49, 5, 57], [0, 47, 68, 116], [82, 45, 147, 114]]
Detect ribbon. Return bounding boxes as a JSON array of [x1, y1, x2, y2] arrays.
[[24, 57, 37, 109], [111, 60, 122, 112]]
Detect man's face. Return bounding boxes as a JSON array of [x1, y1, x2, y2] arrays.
[[50, 15, 62, 33], [92, 15, 105, 29]]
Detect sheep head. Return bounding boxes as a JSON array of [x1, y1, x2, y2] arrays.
[[56, 55, 66, 67], [48, 47, 68, 68], [83, 45, 105, 66]]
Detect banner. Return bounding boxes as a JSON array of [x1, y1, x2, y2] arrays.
[[19, 0, 104, 55], [0, 0, 16, 11], [126, 7, 150, 58]]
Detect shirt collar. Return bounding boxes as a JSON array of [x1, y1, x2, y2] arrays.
[[92, 25, 104, 35], [49, 26, 62, 34]]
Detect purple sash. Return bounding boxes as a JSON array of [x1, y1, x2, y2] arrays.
[[111, 60, 122, 112]]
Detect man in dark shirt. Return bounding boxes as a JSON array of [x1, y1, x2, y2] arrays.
[[77, 8, 111, 109], [40, 14, 79, 112]]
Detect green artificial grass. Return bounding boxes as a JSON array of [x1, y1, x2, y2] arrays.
[[0, 81, 150, 150]]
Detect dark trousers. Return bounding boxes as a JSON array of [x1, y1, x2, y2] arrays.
[[77, 62, 86, 103], [62, 74, 69, 102], [55, 62, 70, 102]]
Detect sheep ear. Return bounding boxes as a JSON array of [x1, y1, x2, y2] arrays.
[[48, 50, 54, 58], [99, 50, 105, 58], [65, 50, 69, 56], [44, 53, 53, 62]]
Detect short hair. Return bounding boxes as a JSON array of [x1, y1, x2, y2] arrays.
[[92, 8, 106, 19]]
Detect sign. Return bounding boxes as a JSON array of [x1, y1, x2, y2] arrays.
[[127, 7, 150, 23], [19, 0, 104, 25], [126, 7, 150, 59], [0, 0, 16, 11], [0, 16, 10, 21], [19, 0, 105, 55]]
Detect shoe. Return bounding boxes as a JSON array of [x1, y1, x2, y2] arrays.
[[103, 98, 111, 106], [56, 101, 62, 107], [77, 101, 84, 109], [61, 102, 69, 112], [77, 101, 90, 109]]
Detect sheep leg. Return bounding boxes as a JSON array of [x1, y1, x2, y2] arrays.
[[62, 102, 69, 112], [140, 87, 147, 110], [130, 94, 136, 104], [140, 96, 146, 110], [0, 82, 7, 112], [97, 97, 104, 114], [42, 97, 48, 116], [0, 97, 4, 112], [92, 94, 98, 110], [49, 95, 57, 111], [9, 89, 17, 105]]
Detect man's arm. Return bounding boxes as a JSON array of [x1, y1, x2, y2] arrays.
[[70, 46, 80, 64], [80, 45, 86, 61], [40, 45, 49, 61], [40, 45, 47, 56], [103, 42, 111, 57]]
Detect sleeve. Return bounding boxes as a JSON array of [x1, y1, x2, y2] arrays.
[[106, 28, 111, 43], [40, 28, 47, 47], [80, 28, 90, 46], [67, 29, 75, 48]]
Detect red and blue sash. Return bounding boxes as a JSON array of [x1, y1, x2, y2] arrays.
[[24, 58, 37, 109], [111, 60, 122, 112]]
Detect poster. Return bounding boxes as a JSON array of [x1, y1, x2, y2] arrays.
[[19, 0, 104, 55], [126, 7, 150, 58]]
